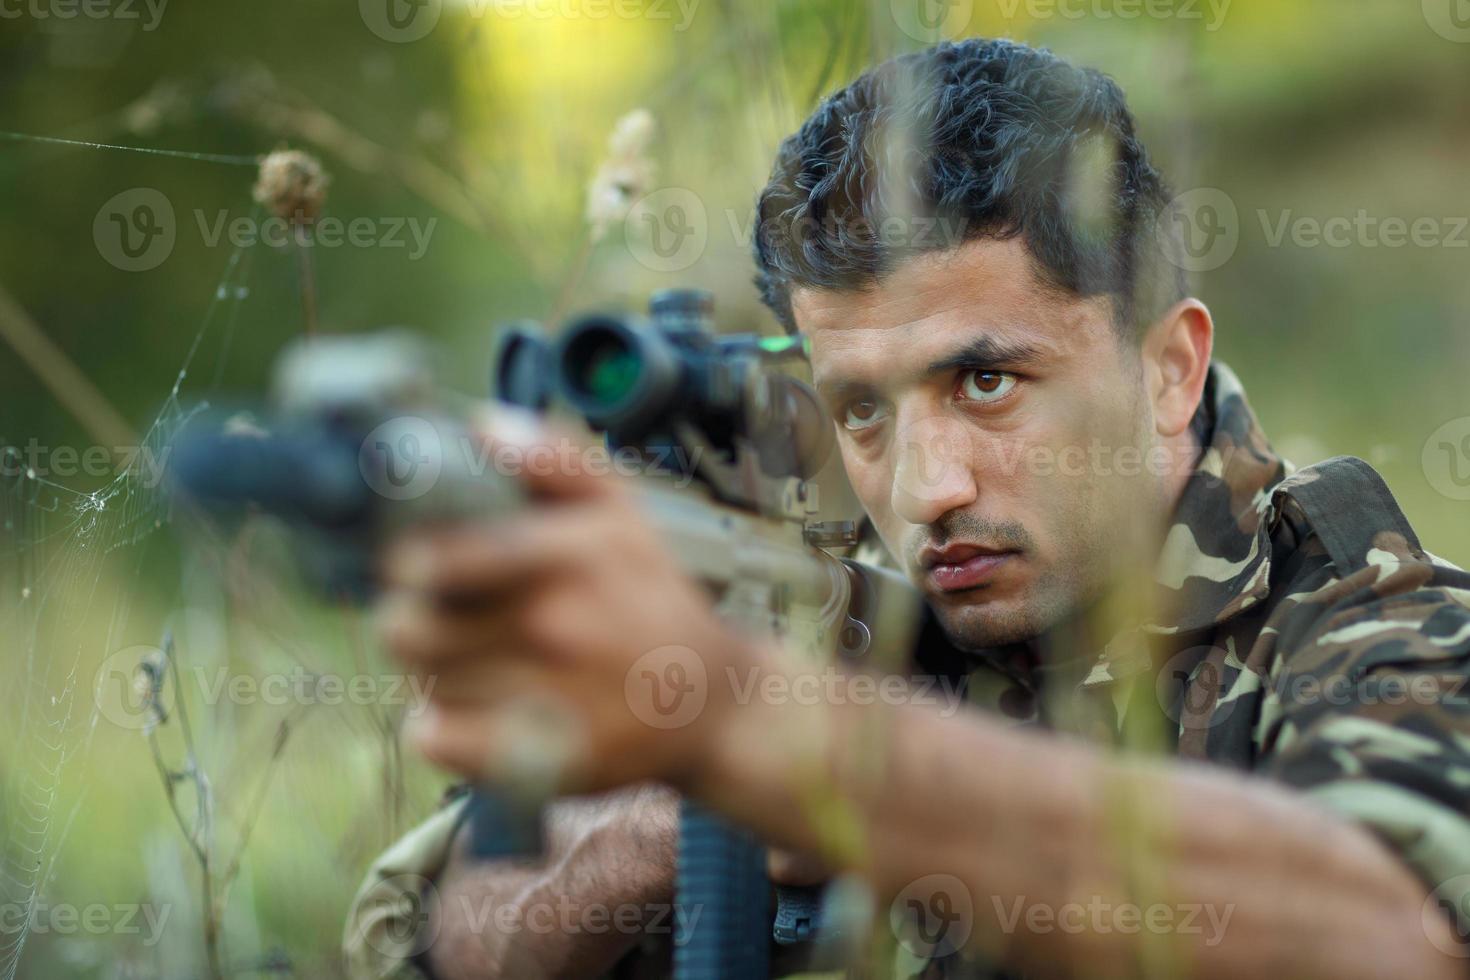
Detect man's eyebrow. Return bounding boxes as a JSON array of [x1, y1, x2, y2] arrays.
[[925, 335, 1048, 374], [812, 374, 876, 404], [813, 334, 1050, 402]]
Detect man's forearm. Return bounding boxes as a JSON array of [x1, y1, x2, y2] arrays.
[[428, 784, 678, 980], [693, 669, 1461, 979]]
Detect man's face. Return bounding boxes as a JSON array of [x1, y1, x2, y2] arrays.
[[795, 238, 1169, 650]]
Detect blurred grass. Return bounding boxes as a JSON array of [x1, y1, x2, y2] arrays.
[[1, 0, 1469, 976]]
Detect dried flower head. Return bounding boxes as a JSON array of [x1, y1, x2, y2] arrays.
[[607, 108, 655, 158], [585, 109, 657, 242], [253, 149, 330, 226]]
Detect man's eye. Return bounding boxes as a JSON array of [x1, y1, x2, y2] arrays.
[[842, 399, 889, 431], [957, 370, 1017, 403]]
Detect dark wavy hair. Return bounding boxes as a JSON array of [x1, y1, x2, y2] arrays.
[[753, 38, 1185, 339]]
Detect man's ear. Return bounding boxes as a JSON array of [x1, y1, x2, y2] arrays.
[[1142, 299, 1214, 439]]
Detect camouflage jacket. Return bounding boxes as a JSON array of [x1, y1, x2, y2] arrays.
[[919, 362, 1470, 977]]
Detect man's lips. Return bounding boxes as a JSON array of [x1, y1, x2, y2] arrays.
[[919, 543, 1019, 593]]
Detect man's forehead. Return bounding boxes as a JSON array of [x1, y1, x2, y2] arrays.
[[792, 239, 1106, 385], [792, 239, 1040, 328]]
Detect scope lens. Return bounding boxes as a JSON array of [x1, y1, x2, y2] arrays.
[[564, 326, 647, 411], [558, 314, 680, 434], [582, 344, 641, 406]]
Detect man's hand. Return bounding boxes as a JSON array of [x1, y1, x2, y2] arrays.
[[378, 411, 755, 796], [430, 784, 680, 980]]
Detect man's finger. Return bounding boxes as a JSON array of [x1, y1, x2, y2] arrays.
[[767, 848, 831, 886], [378, 591, 535, 668], [471, 404, 622, 503], [409, 689, 586, 788], [381, 505, 626, 597]]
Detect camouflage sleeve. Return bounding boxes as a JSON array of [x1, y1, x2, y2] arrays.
[[1255, 559, 1470, 951]]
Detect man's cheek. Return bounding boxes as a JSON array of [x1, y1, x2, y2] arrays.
[[968, 434, 1042, 508], [838, 444, 891, 516], [836, 454, 908, 562]]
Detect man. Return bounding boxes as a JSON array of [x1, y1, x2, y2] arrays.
[[352, 38, 1470, 979]]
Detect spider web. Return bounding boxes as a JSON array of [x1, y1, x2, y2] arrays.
[[0, 133, 257, 979]]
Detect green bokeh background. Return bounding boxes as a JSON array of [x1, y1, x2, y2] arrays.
[[1, 1, 1468, 976]]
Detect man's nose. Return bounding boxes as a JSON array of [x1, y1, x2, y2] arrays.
[[890, 414, 979, 526]]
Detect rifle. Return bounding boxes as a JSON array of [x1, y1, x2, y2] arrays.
[[169, 288, 922, 978]]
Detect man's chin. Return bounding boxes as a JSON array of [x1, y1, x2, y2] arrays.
[[926, 591, 1053, 651]]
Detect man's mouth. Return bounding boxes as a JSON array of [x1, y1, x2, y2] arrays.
[[919, 543, 1020, 593]]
